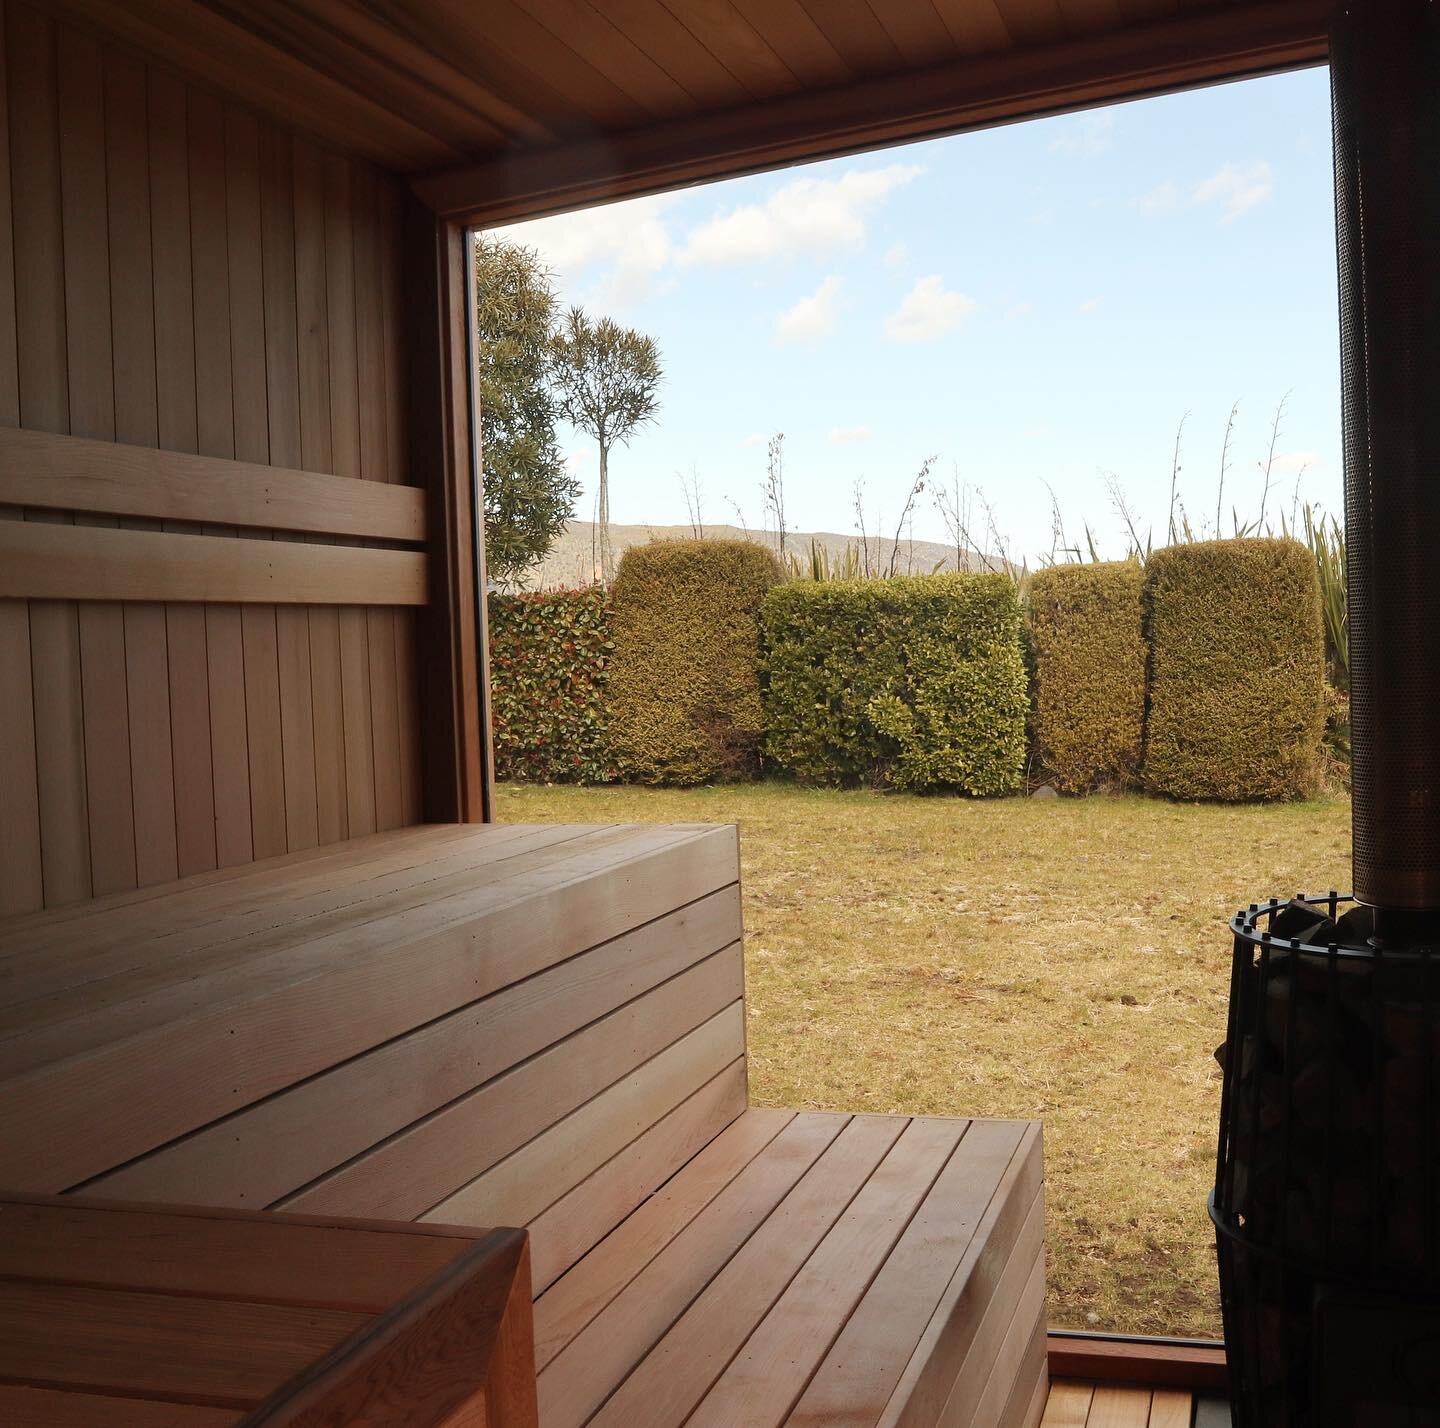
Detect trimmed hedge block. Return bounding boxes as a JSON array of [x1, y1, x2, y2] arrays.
[[488, 588, 615, 783], [760, 573, 1028, 794], [1028, 561, 1147, 793], [609, 539, 782, 785], [1143, 538, 1326, 801]]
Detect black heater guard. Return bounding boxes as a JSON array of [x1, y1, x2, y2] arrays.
[[1212, 894, 1440, 1425]]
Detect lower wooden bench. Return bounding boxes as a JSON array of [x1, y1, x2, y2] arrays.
[[535, 1110, 1045, 1428], [0, 822, 1046, 1426], [0, 1195, 537, 1426]]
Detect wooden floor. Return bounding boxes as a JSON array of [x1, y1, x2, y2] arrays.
[[1042, 1379, 1193, 1426]]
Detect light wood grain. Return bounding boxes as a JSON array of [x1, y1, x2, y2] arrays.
[[0, 426, 425, 538], [0, 522, 428, 604]]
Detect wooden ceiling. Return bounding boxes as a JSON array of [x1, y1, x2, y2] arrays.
[[52, 0, 1331, 223]]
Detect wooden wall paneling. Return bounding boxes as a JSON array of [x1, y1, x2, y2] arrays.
[[11, 3, 89, 906], [148, 65, 216, 878], [60, 24, 138, 900], [379, 185, 421, 825], [353, 165, 403, 832], [293, 139, 346, 846], [323, 156, 376, 838], [0, 0, 16, 427], [259, 123, 319, 855], [0, 0, 43, 917], [188, 88, 253, 871], [106, 47, 178, 890], [226, 107, 286, 861]]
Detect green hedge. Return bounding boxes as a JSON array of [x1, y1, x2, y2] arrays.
[[488, 588, 615, 783], [1143, 538, 1326, 801], [1027, 561, 1146, 793], [760, 573, 1028, 794], [609, 539, 782, 785]]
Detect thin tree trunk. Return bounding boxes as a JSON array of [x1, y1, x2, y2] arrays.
[[598, 438, 612, 581]]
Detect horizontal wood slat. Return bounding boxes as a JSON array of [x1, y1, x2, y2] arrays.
[[0, 522, 427, 605], [0, 427, 425, 540]]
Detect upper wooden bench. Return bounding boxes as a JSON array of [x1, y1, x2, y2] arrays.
[[0, 822, 1046, 1427]]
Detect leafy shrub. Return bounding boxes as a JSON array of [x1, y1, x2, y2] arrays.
[[760, 573, 1028, 794], [1027, 561, 1146, 793], [488, 588, 615, 783], [1143, 538, 1326, 801], [609, 540, 782, 785]]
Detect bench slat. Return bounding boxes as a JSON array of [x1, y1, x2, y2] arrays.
[[790, 1117, 1029, 1427], [0, 1385, 238, 1425], [879, 1122, 1045, 1427], [0, 825, 609, 1025], [281, 959, 743, 1221], [533, 1107, 794, 1370], [0, 1200, 471, 1311], [0, 827, 739, 1191], [0, 1282, 367, 1409], [541, 1114, 900, 1428], [526, 1063, 754, 1297], [675, 1116, 970, 1428], [418, 1005, 746, 1230], [89, 891, 742, 1209]]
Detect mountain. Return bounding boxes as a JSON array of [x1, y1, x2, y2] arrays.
[[510, 520, 1002, 590]]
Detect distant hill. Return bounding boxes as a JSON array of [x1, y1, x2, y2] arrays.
[[510, 521, 1002, 590]]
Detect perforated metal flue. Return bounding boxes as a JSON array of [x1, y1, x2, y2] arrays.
[[1333, 0, 1440, 915]]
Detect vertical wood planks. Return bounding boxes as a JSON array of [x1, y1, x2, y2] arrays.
[[60, 26, 136, 899], [107, 48, 178, 889], [149, 64, 216, 879], [11, 3, 88, 905], [293, 138, 347, 846], [0, 4, 424, 907], [189, 89, 253, 871], [0, 0, 43, 916], [227, 109, 285, 861]]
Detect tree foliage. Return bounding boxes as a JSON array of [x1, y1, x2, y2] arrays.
[[473, 234, 579, 583], [549, 308, 662, 579]]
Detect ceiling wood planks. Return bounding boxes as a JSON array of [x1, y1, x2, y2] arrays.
[[42, 0, 1327, 202]]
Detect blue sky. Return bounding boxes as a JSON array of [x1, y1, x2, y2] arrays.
[[495, 65, 1340, 565]]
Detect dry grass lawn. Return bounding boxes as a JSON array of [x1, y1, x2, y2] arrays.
[[498, 781, 1350, 1338]]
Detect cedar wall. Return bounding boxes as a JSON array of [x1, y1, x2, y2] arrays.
[[0, 0, 423, 914]]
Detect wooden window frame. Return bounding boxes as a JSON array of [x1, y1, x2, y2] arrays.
[[406, 206, 493, 824]]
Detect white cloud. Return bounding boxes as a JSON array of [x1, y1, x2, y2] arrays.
[[1134, 161, 1272, 224], [741, 432, 768, 448], [830, 425, 872, 445], [1048, 111, 1115, 158], [495, 192, 679, 307], [1006, 300, 1034, 320], [682, 164, 923, 267], [883, 241, 909, 269], [1135, 180, 1181, 216], [1079, 297, 1103, 314], [1272, 450, 1323, 475], [883, 275, 977, 343], [1193, 160, 1273, 222], [775, 276, 842, 346]]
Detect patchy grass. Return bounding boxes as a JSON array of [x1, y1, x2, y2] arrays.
[[498, 780, 1350, 1338]]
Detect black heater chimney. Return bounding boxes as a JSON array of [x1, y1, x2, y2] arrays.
[[1210, 5, 1440, 1424], [1333, 0, 1440, 932]]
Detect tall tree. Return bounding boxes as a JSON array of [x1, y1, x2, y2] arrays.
[[549, 308, 662, 580], [473, 234, 579, 584]]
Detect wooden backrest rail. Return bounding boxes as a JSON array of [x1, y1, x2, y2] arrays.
[[0, 426, 426, 541]]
